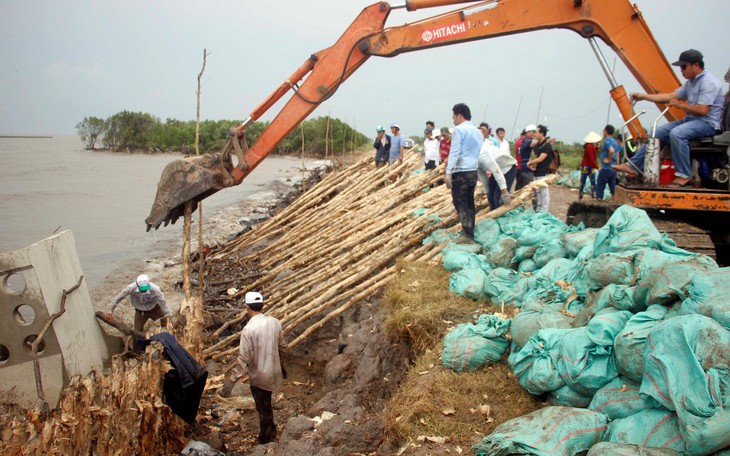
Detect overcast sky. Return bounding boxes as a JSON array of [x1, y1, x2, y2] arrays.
[[1, 0, 727, 143]]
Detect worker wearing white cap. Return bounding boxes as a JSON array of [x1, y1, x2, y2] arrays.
[[220, 291, 288, 444], [109, 274, 172, 337]]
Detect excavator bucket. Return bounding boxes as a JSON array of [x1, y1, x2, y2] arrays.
[[145, 149, 236, 231]]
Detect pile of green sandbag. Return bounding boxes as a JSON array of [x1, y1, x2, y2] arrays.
[[436, 205, 730, 455]]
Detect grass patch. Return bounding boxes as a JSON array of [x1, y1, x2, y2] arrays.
[[383, 260, 488, 354], [382, 260, 542, 447], [385, 350, 542, 445]]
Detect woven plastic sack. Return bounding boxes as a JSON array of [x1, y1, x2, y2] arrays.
[[594, 283, 637, 312], [614, 304, 675, 382], [422, 228, 456, 245], [509, 328, 570, 394], [483, 267, 524, 307], [640, 314, 730, 455], [449, 267, 488, 300], [441, 314, 510, 372], [517, 259, 537, 273], [495, 206, 536, 238], [604, 409, 685, 453], [532, 239, 568, 268], [485, 237, 518, 269], [585, 252, 635, 291], [510, 305, 573, 349], [593, 205, 663, 256], [561, 228, 599, 258], [557, 310, 632, 396], [681, 267, 730, 331], [548, 385, 594, 407], [442, 250, 488, 273], [473, 406, 608, 456], [474, 218, 502, 246], [588, 377, 650, 420], [514, 245, 539, 262], [587, 442, 683, 456], [632, 249, 717, 309]]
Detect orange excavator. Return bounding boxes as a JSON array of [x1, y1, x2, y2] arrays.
[[146, 0, 729, 258]]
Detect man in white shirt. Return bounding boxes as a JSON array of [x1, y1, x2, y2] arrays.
[[423, 127, 440, 170], [496, 127, 511, 157], [220, 292, 288, 444], [477, 123, 516, 210]]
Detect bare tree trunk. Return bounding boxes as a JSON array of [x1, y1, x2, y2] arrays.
[[195, 49, 209, 156]]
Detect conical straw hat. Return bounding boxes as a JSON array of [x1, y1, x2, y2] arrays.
[[583, 131, 602, 143]]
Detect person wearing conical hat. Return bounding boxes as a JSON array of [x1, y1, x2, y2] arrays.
[[579, 130, 601, 200]]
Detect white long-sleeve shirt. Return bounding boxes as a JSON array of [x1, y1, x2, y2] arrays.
[[231, 313, 286, 392], [423, 137, 440, 164], [478, 139, 513, 191], [109, 282, 171, 315]]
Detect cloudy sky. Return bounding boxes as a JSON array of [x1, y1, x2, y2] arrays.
[[1, 0, 727, 143]]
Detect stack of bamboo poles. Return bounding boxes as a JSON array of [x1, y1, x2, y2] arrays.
[[202, 150, 555, 361]]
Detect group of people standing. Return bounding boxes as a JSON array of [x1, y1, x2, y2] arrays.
[[373, 104, 559, 244], [579, 125, 624, 200]]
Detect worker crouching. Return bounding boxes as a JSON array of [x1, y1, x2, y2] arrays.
[[108, 274, 172, 349], [219, 291, 288, 445]]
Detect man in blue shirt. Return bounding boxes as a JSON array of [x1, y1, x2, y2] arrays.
[[613, 49, 724, 187], [388, 122, 404, 165], [596, 125, 619, 199], [445, 103, 483, 243], [373, 125, 390, 168]]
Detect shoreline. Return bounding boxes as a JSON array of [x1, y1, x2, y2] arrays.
[[90, 162, 326, 325]]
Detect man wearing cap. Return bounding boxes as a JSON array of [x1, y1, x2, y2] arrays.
[[613, 49, 724, 187], [477, 122, 516, 210], [388, 123, 405, 165], [109, 274, 172, 336], [220, 292, 287, 444], [373, 125, 391, 168], [446, 103, 483, 243], [515, 124, 538, 190], [423, 127, 440, 170]]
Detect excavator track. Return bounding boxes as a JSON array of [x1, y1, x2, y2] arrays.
[[567, 200, 729, 266]]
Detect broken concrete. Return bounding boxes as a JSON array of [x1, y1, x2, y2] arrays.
[[0, 230, 115, 407]]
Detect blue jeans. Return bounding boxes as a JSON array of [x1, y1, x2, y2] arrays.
[[451, 171, 478, 237], [596, 168, 617, 199], [627, 118, 717, 178], [488, 166, 516, 209]]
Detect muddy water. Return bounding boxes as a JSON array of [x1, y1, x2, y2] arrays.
[[0, 136, 315, 289]]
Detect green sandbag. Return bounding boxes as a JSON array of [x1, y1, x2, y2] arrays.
[[594, 283, 637, 312], [588, 377, 650, 420], [474, 218, 502, 246], [557, 310, 632, 396], [442, 250, 489, 273], [534, 258, 582, 283], [514, 245, 539, 261], [681, 267, 730, 331], [483, 267, 525, 307], [509, 328, 570, 394], [587, 442, 683, 455], [517, 259, 537, 273], [449, 266, 488, 300], [473, 406, 608, 455], [561, 228, 600, 257], [605, 409, 686, 453], [422, 228, 456, 245], [485, 237, 518, 269], [614, 304, 676, 382], [441, 314, 510, 372], [532, 239, 568, 268], [640, 314, 730, 455], [585, 252, 635, 291], [632, 248, 717, 309], [593, 205, 663, 256], [548, 385, 594, 407], [510, 304, 573, 348]]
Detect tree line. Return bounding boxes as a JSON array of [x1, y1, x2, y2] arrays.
[[75, 111, 369, 157]]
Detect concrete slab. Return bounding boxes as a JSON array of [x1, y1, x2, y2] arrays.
[[0, 230, 112, 407]]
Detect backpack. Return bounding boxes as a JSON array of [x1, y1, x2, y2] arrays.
[[549, 149, 561, 174]]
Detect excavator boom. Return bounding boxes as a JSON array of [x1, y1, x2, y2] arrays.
[[146, 0, 685, 230]]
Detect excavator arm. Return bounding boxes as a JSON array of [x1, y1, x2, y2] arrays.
[[146, 0, 683, 231]]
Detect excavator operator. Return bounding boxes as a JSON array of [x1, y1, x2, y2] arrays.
[[613, 49, 725, 187]]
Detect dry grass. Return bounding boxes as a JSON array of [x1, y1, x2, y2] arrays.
[[382, 260, 486, 354], [382, 260, 542, 447]]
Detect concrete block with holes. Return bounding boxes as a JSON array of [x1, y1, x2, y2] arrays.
[[0, 230, 113, 407]]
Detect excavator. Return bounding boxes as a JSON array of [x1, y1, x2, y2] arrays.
[[145, 0, 729, 261]]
